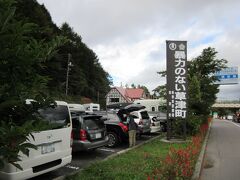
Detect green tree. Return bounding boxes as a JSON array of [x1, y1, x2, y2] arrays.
[[131, 83, 136, 88], [153, 85, 166, 99], [13, 0, 112, 106], [0, 0, 67, 169], [154, 47, 227, 136], [59, 23, 112, 105], [188, 47, 227, 115]]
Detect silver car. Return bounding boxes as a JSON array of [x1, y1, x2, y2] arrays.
[[130, 110, 151, 134]]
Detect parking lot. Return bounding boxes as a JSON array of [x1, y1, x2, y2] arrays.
[[31, 132, 161, 180]]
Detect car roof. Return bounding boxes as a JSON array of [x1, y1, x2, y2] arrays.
[[25, 99, 68, 106], [106, 103, 132, 109]]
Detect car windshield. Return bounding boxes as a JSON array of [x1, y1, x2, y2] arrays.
[[83, 116, 104, 130], [38, 105, 70, 129]]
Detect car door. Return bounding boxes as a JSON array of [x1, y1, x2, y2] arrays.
[[82, 115, 106, 141]]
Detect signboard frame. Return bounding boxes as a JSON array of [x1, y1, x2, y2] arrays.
[[166, 40, 188, 140]]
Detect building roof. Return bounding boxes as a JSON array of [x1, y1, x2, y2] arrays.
[[125, 88, 144, 99], [115, 87, 126, 97], [114, 87, 144, 100]]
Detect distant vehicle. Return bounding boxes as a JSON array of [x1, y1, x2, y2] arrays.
[[0, 100, 72, 180], [134, 99, 166, 112], [149, 115, 161, 133], [233, 112, 240, 123], [101, 103, 146, 147], [83, 103, 100, 112], [71, 113, 109, 151], [68, 103, 85, 113], [227, 115, 233, 120]]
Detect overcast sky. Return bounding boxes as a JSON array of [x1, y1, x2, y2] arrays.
[[37, 0, 240, 101]]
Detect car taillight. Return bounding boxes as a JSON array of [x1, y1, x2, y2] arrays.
[[70, 130, 73, 147], [139, 119, 143, 125], [80, 129, 87, 141], [118, 122, 128, 132]]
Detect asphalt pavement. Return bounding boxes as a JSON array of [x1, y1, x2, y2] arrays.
[[200, 119, 240, 180]]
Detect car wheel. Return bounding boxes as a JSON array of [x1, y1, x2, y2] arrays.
[[107, 132, 119, 147]]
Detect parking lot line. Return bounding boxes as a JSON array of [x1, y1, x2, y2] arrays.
[[98, 148, 115, 152]]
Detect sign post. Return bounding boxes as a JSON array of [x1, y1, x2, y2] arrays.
[[166, 40, 188, 140]]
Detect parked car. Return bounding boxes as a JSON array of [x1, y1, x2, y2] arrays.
[[101, 103, 146, 147], [71, 112, 109, 151], [130, 110, 151, 134], [68, 103, 85, 113], [149, 112, 167, 132], [149, 115, 161, 133], [0, 100, 72, 180]]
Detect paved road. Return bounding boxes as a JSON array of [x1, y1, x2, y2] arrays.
[[200, 119, 240, 180], [31, 132, 161, 180]]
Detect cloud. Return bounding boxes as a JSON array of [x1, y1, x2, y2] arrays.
[[37, 0, 240, 99]]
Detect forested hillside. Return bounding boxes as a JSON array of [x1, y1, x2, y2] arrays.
[[15, 0, 112, 106]]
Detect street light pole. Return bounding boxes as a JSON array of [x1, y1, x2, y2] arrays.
[[65, 53, 72, 96]]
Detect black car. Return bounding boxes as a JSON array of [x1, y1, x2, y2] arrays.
[[71, 112, 109, 151], [100, 103, 145, 147]]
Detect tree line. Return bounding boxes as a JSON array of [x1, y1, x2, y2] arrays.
[[0, 0, 112, 169], [15, 0, 112, 106]]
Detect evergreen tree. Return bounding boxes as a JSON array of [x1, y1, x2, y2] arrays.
[[188, 47, 227, 115], [12, 0, 112, 106], [0, 0, 67, 169]]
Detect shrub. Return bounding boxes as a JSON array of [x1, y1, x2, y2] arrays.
[[148, 119, 209, 179]]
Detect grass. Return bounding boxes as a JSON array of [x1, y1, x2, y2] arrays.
[[66, 135, 190, 180]]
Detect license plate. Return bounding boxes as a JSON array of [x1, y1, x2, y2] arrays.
[[41, 143, 55, 154], [95, 133, 102, 139]]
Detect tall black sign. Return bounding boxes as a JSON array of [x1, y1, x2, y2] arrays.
[[166, 40, 187, 139]]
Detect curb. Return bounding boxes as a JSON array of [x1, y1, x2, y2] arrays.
[[191, 121, 212, 180], [53, 134, 162, 180]]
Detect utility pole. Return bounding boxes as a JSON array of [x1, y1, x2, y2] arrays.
[[65, 53, 72, 96]]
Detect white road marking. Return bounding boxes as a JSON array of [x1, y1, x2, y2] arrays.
[[98, 148, 115, 152], [66, 165, 79, 170], [224, 120, 240, 128]]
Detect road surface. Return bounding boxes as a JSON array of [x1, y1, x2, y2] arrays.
[[200, 119, 240, 180]]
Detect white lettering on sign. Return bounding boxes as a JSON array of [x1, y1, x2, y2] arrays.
[[167, 41, 187, 119], [174, 51, 186, 60]]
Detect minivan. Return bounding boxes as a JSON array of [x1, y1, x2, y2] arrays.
[[0, 100, 72, 180]]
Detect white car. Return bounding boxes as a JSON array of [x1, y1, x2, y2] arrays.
[[149, 115, 161, 133], [130, 110, 151, 134], [0, 100, 72, 180]]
